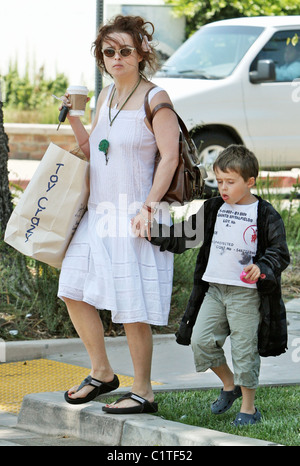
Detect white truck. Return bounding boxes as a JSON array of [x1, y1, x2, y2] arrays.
[[154, 16, 300, 191]]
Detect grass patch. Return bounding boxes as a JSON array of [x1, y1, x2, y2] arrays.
[[100, 385, 300, 446], [0, 240, 76, 340], [4, 103, 92, 126]]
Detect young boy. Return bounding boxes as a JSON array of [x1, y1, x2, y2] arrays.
[[150, 145, 290, 426]]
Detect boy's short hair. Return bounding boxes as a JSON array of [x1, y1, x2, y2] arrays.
[[213, 144, 259, 181]]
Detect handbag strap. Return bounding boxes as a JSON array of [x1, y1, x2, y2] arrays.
[[144, 86, 157, 124], [144, 86, 194, 147]]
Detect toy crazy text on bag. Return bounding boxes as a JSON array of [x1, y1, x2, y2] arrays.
[[4, 143, 89, 268], [25, 163, 64, 243]]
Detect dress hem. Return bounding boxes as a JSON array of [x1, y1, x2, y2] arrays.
[[57, 291, 169, 326]]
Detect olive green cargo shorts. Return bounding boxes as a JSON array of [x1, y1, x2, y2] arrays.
[[191, 283, 261, 389]]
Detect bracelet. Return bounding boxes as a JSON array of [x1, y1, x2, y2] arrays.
[[139, 210, 153, 227], [143, 203, 157, 214]]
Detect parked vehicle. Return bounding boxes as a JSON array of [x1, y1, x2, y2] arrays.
[[154, 16, 300, 191]]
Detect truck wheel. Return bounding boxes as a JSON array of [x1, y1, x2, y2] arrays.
[[193, 131, 236, 197]]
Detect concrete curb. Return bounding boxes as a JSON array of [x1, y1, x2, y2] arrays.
[[286, 298, 300, 314], [17, 392, 279, 447], [4, 334, 174, 363], [4, 337, 85, 363], [4, 302, 299, 446]]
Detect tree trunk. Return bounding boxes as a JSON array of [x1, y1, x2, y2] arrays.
[[0, 89, 13, 234]]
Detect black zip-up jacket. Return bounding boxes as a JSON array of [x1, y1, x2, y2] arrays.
[[150, 196, 290, 357]]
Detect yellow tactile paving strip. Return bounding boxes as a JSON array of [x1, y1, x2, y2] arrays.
[[0, 359, 162, 414]]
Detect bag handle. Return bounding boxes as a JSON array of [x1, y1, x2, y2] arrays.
[[69, 145, 88, 161], [144, 86, 195, 150]]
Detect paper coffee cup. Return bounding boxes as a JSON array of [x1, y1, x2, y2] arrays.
[[67, 85, 89, 116]]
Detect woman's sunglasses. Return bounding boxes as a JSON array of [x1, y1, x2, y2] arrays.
[[102, 46, 136, 58]]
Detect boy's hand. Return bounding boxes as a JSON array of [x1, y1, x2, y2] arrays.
[[243, 264, 261, 282]]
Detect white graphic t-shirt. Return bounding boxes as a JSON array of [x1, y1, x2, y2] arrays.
[[202, 201, 258, 288]]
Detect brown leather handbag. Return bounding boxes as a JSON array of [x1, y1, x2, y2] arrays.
[[144, 87, 206, 204]]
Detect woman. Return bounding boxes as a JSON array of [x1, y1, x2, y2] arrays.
[[58, 15, 179, 413]]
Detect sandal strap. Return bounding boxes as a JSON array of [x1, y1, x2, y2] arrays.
[[129, 392, 148, 405], [77, 375, 103, 392], [113, 392, 148, 406]]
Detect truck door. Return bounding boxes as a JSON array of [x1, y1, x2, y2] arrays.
[[243, 29, 300, 169]]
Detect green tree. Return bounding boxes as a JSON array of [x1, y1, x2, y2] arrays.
[[165, 0, 300, 36], [0, 85, 13, 234], [3, 61, 68, 110]]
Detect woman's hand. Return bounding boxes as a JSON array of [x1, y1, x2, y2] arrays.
[[58, 92, 90, 120], [131, 207, 153, 241], [58, 92, 72, 113], [57, 91, 91, 159]]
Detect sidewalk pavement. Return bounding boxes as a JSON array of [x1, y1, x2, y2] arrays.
[[0, 298, 299, 447]]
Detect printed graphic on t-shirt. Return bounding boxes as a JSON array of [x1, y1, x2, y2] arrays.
[[202, 202, 258, 287], [241, 224, 257, 264]]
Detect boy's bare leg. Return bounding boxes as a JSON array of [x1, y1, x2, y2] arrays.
[[212, 363, 256, 414], [240, 387, 256, 414], [211, 363, 235, 391]]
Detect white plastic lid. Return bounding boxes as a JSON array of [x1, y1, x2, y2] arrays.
[[67, 85, 89, 95]]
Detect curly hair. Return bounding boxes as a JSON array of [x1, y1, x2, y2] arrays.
[[92, 15, 159, 77]]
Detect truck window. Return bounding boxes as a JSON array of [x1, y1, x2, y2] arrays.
[[250, 30, 300, 82], [157, 25, 263, 79]]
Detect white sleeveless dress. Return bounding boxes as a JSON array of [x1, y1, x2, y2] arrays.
[[58, 85, 174, 325]]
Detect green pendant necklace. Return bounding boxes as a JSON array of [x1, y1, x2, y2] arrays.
[[99, 76, 142, 164]]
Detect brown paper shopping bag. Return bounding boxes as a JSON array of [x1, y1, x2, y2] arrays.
[[5, 143, 89, 268]]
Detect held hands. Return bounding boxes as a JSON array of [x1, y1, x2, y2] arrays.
[[131, 205, 154, 241]]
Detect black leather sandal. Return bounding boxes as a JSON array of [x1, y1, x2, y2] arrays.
[[64, 374, 119, 405], [102, 391, 158, 414]]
